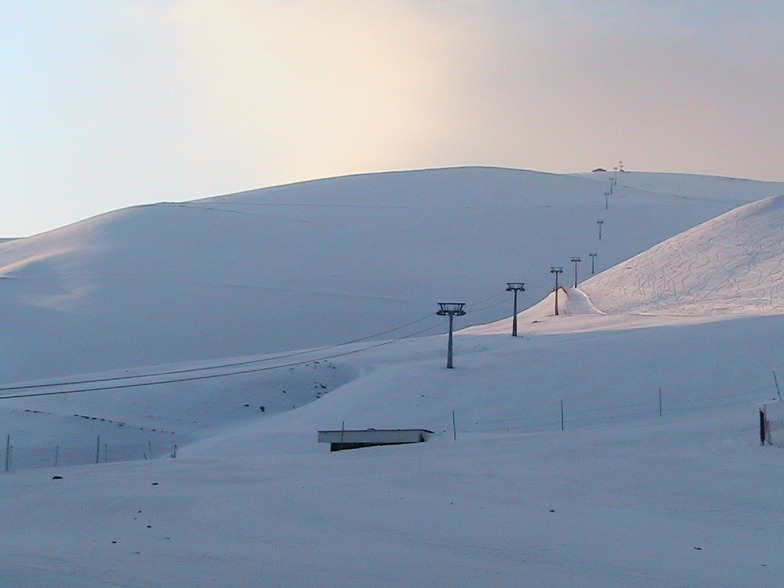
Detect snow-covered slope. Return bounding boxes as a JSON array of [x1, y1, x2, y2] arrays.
[[3, 272, 784, 587], [2, 167, 782, 383], [3, 168, 784, 587], [581, 195, 784, 315]]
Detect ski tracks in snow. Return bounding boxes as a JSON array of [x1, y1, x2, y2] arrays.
[[584, 195, 784, 316], [564, 288, 606, 315]]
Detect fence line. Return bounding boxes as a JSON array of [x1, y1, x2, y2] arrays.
[[3, 435, 177, 473], [453, 383, 778, 437], [7, 380, 779, 471]]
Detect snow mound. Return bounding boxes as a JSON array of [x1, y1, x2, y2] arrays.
[[583, 195, 784, 316]]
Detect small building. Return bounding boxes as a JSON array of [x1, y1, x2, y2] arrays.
[[317, 428, 434, 452]]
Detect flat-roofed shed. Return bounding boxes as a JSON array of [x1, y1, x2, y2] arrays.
[[317, 428, 434, 452]]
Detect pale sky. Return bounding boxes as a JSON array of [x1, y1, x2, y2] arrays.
[[2, 1, 783, 237]]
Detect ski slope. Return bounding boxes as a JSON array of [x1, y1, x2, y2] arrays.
[[1, 167, 782, 383], [1, 167, 784, 587], [583, 194, 784, 316]]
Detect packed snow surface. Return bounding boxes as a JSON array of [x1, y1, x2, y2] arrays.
[[580, 195, 784, 315], [2, 167, 784, 587]]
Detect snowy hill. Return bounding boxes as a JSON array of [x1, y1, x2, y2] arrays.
[[3, 167, 784, 587], [1, 166, 782, 384], [582, 194, 784, 315]]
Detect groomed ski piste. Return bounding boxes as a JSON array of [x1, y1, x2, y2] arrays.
[[1, 167, 784, 587]]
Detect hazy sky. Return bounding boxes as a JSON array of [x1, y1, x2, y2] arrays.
[[2, 1, 783, 237]]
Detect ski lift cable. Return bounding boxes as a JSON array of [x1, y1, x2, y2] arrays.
[[0, 313, 446, 400]]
